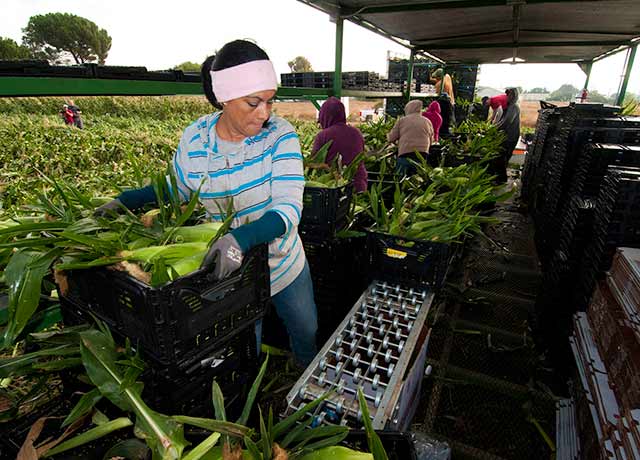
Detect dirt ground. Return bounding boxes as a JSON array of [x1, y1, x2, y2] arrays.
[[274, 99, 565, 128], [273, 99, 382, 121]]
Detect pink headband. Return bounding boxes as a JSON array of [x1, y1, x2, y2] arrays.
[[210, 60, 278, 103]]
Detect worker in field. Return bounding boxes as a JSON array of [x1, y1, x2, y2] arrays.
[[431, 68, 455, 105], [422, 101, 442, 142], [437, 92, 455, 138], [491, 87, 521, 183], [96, 40, 317, 366], [387, 99, 435, 176], [67, 99, 84, 129], [311, 96, 368, 193], [483, 92, 509, 124], [59, 104, 74, 126]]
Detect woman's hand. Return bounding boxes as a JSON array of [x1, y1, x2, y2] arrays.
[[200, 233, 244, 279]]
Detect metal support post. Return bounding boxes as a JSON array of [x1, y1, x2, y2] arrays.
[[333, 16, 344, 98], [582, 61, 593, 90], [405, 49, 415, 101], [616, 44, 637, 107]]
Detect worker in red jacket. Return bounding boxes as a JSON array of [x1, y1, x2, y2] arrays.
[[60, 104, 74, 125], [484, 93, 509, 123]]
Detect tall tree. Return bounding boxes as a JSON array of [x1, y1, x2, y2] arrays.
[[22, 13, 112, 64], [0, 37, 31, 60], [287, 56, 313, 72]]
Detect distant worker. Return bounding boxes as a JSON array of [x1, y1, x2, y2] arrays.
[[312, 97, 368, 193], [387, 99, 434, 176], [422, 101, 442, 142], [483, 92, 509, 124], [59, 104, 74, 126], [437, 93, 455, 138], [471, 97, 490, 121], [580, 88, 589, 103], [492, 87, 521, 183], [67, 99, 84, 129], [431, 68, 455, 105]]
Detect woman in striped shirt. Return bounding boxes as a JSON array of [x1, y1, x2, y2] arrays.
[[96, 40, 317, 366]]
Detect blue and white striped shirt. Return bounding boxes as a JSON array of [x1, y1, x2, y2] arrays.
[[172, 112, 306, 295]]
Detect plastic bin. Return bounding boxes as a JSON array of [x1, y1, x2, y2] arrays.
[[144, 332, 257, 417], [58, 244, 269, 370], [300, 183, 353, 241], [367, 231, 453, 288]]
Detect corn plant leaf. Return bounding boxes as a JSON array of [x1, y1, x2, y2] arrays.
[[357, 388, 388, 460], [182, 432, 221, 460], [102, 439, 150, 460], [62, 388, 103, 428], [297, 432, 350, 456], [244, 435, 262, 460], [280, 416, 313, 448], [299, 446, 373, 460], [32, 357, 83, 372], [236, 354, 269, 426], [0, 221, 69, 238], [79, 328, 188, 459], [290, 425, 349, 452], [44, 417, 133, 457], [271, 393, 329, 440], [0, 344, 79, 378], [211, 380, 227, 422], [93, 409, 110, 426], [258, 406, 271, 460], [3, 248, 62, 347], [172, 416, 250, 438]]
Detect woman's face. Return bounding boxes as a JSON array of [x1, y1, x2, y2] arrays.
[[223, 90, 276, 137]]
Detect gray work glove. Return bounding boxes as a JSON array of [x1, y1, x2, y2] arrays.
[[200, 233, 243, 280], [94, 198, 124, 217]]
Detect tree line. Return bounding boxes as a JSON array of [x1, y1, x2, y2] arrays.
[[1, 13, 111, 64]]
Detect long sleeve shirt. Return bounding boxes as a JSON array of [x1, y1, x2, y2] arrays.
[[172, 113, 305, 295]]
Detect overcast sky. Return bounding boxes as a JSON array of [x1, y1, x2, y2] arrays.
[[2, 0, 638, 96]]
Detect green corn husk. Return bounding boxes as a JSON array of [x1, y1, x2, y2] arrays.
[[166, 222, 223, 243], [119, 242, 207, 265]]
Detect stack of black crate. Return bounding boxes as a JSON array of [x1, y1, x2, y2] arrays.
[[59, 245, 270, 418], [574, 166, 640, 311], [300, 184, 368, 344]]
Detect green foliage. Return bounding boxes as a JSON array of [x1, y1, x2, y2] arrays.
[[0, 36, 31, 60], [174, 61, 201, 72], [288, 56, 313, 72], [0, 96, 212, 209], [22, 13, 112, 64], [548, 84, 579, 102]]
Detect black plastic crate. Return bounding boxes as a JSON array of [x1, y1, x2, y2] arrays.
[[366, 231, 453, 288], [343, 431, 418, 460], [300, 183, 353, 241], [144, 332, 257, 418], [58, 244, 269, 370]]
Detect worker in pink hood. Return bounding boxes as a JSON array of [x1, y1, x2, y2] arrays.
[[312, 97, 368, 192], [422, 101, 442, 142]]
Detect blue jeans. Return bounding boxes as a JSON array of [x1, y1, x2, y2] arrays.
[[255, 260, 318, 366], [396, 154, 419, 176]]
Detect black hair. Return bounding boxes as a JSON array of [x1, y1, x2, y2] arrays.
[[481, 96, 489, 102], [201, 40, 270, 109]]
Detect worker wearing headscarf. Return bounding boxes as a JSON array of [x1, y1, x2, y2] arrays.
[[96, 40, 318, 366], [422, 101, 442, 142], [387, 99, 434, 176], [492, 87, 521, 183], [312, 97, 368, 192], [431, 68, 455, 105]]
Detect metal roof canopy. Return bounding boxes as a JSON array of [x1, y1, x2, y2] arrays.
[[300, 0, 640, 64]]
